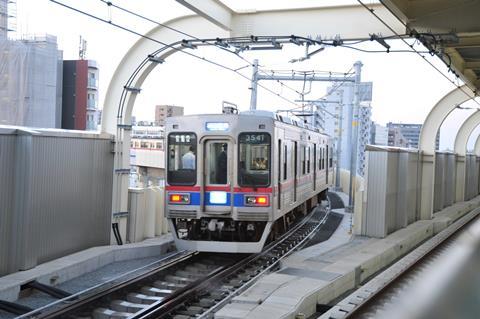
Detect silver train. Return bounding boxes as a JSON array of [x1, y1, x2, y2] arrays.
[[165, 110, 334, 253]]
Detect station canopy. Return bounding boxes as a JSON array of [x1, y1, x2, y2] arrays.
[[382, 0, 480, 93]]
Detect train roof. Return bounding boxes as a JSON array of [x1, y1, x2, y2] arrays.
[[168, 110, 325, 135]]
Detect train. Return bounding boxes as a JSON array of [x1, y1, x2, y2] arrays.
[[165, 109, 334, 253]]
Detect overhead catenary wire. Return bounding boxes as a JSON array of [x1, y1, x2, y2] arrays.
[[356, 0, 480, 107], [280, 66, 355, 114], [50, 0, 304, 109], [99, 1, 436, 99], [98, 0, 306, 100]]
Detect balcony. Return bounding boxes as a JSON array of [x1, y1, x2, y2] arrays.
[[87, 78, 98, 89], [87, 99, 96, 109]]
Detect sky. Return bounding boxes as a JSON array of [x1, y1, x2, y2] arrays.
[[12, 0, 480, 150]]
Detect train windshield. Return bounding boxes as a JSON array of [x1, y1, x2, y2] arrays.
[[167, 133, 197, 185], [238, 133, 271, 187]]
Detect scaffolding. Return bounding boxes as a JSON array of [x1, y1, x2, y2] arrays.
[[0, 34, 63, 128], [0, 0, 16, 39]]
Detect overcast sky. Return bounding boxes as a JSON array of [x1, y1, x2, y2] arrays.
[[13, 0, 480, 150]]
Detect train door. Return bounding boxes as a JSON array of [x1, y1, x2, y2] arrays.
[[278, 139, 282, 209], [294, 141, 298, 202], [203, 139, 233, 212], [313, 143, 317, 191], [326, 145, 329, 184]]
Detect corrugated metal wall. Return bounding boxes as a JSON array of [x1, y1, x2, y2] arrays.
[[0, 134, 16, 275], [363, 147, 420, 238], [444, 153, 455, 207], [434, 152, 446, 212], [465, 154, 478, 200], [0, 129, 113, 275], [364, 149, 398, 238]]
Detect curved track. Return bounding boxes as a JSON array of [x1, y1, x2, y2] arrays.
[[23, 204, 331, 319]]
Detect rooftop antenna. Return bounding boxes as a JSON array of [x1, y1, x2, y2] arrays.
[[79, 36, 87, 60], [222, 101, 238, 114]]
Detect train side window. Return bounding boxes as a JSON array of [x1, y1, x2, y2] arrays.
[[329, 146, 333, 168], [167, 132, 197, 186], [238, 133, 271, 187], [322, 148, 326, 170], [307, 146, 311, 174], [301, 146, 306, 175], [326, 145, 329, 169], [283, 144, 287, 181], [318, 147, 322, 170]]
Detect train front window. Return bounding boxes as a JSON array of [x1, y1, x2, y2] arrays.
[[167, 133, 197, 185], [238, 133, 271, 187]]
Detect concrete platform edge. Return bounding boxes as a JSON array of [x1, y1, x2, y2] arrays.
[[0, 235, 174, 301], [215, 197, 480, 319]]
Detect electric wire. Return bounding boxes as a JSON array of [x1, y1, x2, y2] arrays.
[[99, 0, 306, 99], [356, 0, 480, 107], [50, 0, 303, 108], [99, 1, 432, 98]]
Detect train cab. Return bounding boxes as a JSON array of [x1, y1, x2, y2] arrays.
[[165, 111, 332, 253]]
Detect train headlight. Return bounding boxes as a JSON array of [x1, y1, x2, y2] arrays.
[[245, 195, 269, 207], [169, 193, 190, 204]]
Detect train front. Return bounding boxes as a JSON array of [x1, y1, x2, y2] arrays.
[[165, 113, 274, 253]]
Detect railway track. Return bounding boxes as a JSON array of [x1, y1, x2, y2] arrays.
[[324, 208, 480, 319], [23, 203, 330, 319]]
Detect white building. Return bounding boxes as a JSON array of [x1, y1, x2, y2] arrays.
[[371, 123, 389, 146], [321, 81, 373, 176], [130, 124, 165, 186]]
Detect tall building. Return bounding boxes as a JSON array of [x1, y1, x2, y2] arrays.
[[388, 127, 408, 147], [62, 59, 100, 130], [0, 34, 63, 128], [370, 123, 389, 146], [0, 0, 7, 39], [322, 81, 373, 176], [386, 122, 439, 149], [155, 105, 183, 126]]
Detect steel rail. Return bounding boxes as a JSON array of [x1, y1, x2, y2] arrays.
[[32, 250, 196, 318], [134, 203, 331, 318], [337, 208, 480, 318]]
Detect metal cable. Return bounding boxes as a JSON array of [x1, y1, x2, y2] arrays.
[[50, 0, 303, 108], [357, 0, 480, 107]]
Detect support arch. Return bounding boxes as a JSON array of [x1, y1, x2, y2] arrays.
[[418, 84, 475, 219], [453, 111, 480, 201], [102, 15, 229, 242], [475, 133, 480, 156]]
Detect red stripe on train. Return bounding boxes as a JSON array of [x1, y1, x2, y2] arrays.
[[166, 185, 272, 193], [234, 187, 272, 193], [166, 186, 201, 191]]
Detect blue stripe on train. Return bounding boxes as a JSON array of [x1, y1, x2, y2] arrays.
[[181, 192, 245, 207], [204, 192, 232, 206]]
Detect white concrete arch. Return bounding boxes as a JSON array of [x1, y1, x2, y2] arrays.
[[453, 110, 480, 201], [475, 134, 480, 156], [419, 85, 475, 154], [454, 110, 480, 156], [418, 84, 475, 220], [102, 15, 228, 241], [102, 15, 227, 134], [99, 1, 407, 242]]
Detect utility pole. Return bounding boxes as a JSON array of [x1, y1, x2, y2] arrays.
[[249, 59, 259, 110], [347, 61, 363, 213], [335, 93, 344, 190]]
